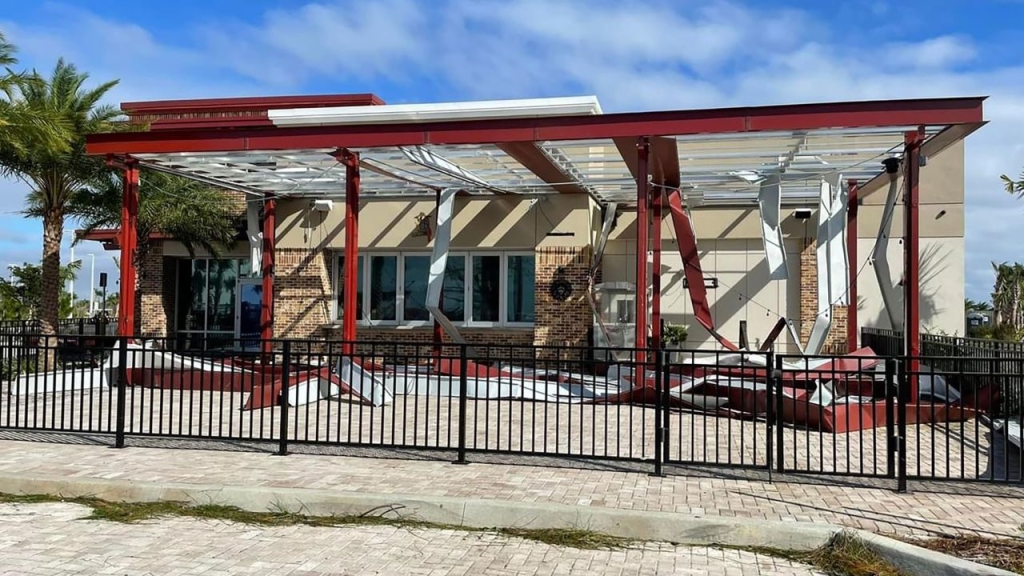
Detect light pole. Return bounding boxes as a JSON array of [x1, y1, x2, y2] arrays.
[[88, 253, 96, 315], [67, 245, 75, 318]]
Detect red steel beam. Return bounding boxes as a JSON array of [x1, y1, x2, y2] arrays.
[[904, 129, 925, 400], [636, 138, 650, 359], [87, 97, 986, 156], [847, 179, 859, 353], [665, 190, 740, 352], [341, 150, 361, 352], [261, 195, 276, 356], [495, 142, 587, 194], [118, 160, 140, 337], [651, 189, 663, 350]]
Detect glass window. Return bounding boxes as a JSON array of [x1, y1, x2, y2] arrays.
[[442, 256, 465, 322], [369, 255, 397, 321], [471, 255, 501, 322], [335, 255, 364, 321], [403, 255, 431, 322], [176, 259, 207, 331], [506, 255, 535, 323], [206, 259, 238, 332]]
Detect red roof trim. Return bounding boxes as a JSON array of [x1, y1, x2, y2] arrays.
[[79, 229, 171, 250], [121, 93, 386, 115]]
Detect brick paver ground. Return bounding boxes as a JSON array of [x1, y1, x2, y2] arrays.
[[0, 501, 821, 575], [0, 438, 1021, 540]]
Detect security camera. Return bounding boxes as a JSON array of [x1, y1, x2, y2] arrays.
[[881, 157, 901, 174]]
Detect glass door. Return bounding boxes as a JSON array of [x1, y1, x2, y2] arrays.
[[237, 279, 263, 351]]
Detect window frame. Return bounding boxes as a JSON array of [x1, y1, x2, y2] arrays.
[[331, 253, 367, 324], [503, 251, 537, 328], [466, 251, 503, 328], [331, 250, 535, 329]]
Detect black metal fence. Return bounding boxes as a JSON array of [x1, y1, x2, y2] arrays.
[[1, 333, 1020, 491], [0, 318, 118, 337]]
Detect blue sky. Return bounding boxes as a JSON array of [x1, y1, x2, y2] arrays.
[[1, 0, 1023, 305]]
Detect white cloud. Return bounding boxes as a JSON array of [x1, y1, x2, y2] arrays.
[[0, 0, 1021, 303]]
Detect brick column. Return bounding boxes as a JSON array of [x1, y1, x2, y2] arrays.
[[274, 248, 333, 341], [798, 239, 849, 353], [138, 244, 171, 338], [533, 246, 592, 359]]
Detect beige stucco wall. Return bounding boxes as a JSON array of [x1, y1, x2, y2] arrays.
[[275, 194, 595, 251], [601, 138, 966, 345]]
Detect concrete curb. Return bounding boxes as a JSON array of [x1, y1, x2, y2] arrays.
[[858, 531, 1016, 576], [0, 472, 1012, 576]]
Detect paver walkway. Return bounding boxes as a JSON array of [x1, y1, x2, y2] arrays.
[[0, 437, 1021, 539], [0, 502, 820, 575]]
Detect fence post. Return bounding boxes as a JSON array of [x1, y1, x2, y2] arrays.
[[774, 354, 785, 475], [651, 346, 665, 477], [896, 359, 908, 493], [885, 358, 897, 479], [661, 344, 671, 466], [454, 344, 469, 465], [277, 340, 291, 456], [114, 337, 128, 449], [765, 351, 774, 482]]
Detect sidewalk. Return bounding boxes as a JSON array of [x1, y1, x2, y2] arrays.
[[0, 501, 819, 576], [0, 435, 1020, 539]]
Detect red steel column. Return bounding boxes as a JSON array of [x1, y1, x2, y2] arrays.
[[341, 150, 360, 352], [635, 137, 651, 360], [260, 195, 276, 356], [904, 129, 925, 400], [118, 159, 139, 338], [650, 188, 662, 350], [846, 179, 859, 353]]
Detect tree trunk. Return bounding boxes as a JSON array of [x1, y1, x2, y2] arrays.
[[39, 210, 64, 369]]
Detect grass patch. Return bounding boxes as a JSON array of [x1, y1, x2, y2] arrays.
[[807, 532, 910, 576], [907, 535, 1024, 575], [721, 532, 910, 576], [499, 527, 632, 550], [0, 492, 630, 550]]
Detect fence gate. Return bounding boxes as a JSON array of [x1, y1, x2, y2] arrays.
[[770, 355, 901, 484]]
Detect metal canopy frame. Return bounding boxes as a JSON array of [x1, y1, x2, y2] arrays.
[[88, 95, 985, 366]]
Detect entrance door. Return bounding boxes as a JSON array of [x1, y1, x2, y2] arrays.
[[236, 279, 263, 350]]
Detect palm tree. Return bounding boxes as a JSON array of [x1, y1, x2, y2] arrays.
[[0, 59, 118, 338], [991, 262, 1024, 335], [1002, 172, 1024, 198], [964, 298, 989, 312], [0, 32, 71, 156], [70, 168, 239, 264]]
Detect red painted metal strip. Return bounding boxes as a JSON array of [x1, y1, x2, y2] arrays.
[[495, 141, 586, 194], [122, 93, 384, 114], [118, 161, 140, 338], [342, 150, 360, 352], [261, 196, 276, 356], [904, 129, 925, 400], [846, 179, 859, 353], [758, 317, 788, 352], [666, 189, 739, 352], [651, 190, 662, 350], [635, 138, 650, 357]]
